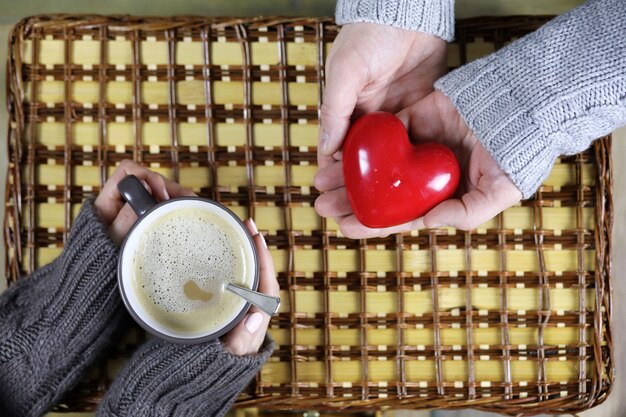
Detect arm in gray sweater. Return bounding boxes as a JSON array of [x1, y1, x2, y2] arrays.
[[0, 200, 125, 417], [0, 201, 273, 417], [336, 0, 455, 41], [338, 0, 626, 198], [96, 337, 273, 417], [437, 0, 626, 197]]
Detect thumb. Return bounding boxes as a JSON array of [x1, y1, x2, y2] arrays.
[[319, 57, 365, 156]]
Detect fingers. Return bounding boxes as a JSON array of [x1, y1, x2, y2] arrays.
[[314, 146, 350, 222], [319, 49, 365, 157], [396, 91, 460, 144], [95, 161, 164, 224], [245, 219, 278, 298], [313, 147, 349, 221], [313, 160, 344, 192], [314, 172, 430, 238], [317, 152, 337, 172], [223, 218, 278, 355], [338, 215, 425, 239], [396, 93, 443, 142], [107, 203, 138, 246], [95, 161, 161, 222], [314, 188, 352, 218], [166, 182, 196, 198], [94, 160, 195, 244], [242, 311, 265, 337], [95, 160, 194, 226], [222, 305, 268, 356], [423, 142, 522, 230], [423, 185, 521, 230], [317, 149, 344, 172], [319, 86, 359, 156]]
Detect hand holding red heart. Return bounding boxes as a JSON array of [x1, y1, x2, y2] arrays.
[[341, 112, 460, 228], [314, 91, 522, 238], [318, 23, 447, 172]]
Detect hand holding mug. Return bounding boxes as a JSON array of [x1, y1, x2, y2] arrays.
[[110, 164, 278, 355], [222, 218, 278, 355], [94, 160, 193, 245]]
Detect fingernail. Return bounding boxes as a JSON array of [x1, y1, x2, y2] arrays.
[[320, 130, 330, 154], [244, 312, 263, 334], [141, 180, 152, 193], [249, 218, 259, 235], [163, 187, 170, 200], [260, 233, 267, 249]]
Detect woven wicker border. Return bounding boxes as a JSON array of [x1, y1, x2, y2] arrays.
[[4, 15, 614, 415]]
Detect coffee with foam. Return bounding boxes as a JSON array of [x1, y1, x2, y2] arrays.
[[131, 206, 251, 335]]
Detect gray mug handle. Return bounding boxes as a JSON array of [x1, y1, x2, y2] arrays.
[[118, 174, 158, 217]]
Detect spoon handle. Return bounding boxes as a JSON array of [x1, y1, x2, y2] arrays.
[[226, 283, 280, 317]]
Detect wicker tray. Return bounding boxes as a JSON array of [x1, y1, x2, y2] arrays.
[[4, 15, 613, 415]]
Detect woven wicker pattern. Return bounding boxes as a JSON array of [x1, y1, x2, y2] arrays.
[[5, 15, 613, 415]]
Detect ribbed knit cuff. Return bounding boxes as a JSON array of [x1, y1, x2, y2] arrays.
[[336, 0, 455, 41], [435, 55, 561, 199], [435, 0, 626, 198], [97, 336, 274, 417], [0, 200, 125, 417]]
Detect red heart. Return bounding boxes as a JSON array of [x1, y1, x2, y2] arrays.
[[342, 112, 460, 228]]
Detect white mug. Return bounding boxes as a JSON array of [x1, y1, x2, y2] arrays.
[[117, 174, 259, 344]]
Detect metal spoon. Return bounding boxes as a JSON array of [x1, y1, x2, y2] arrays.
[[226, 283, 280, 317]]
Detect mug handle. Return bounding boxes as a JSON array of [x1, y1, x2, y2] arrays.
[[118, 174, 159, 216]]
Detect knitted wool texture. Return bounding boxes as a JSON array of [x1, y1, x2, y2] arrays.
[[436, 0, 626, 198], [96, 337, 274, 417], [0, 201, 274, 416], [336, 0, 626, 198], [0, 200, 124, 417], [336, 0, 455, 41]]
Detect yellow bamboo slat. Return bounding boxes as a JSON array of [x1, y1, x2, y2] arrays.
[[329, 291, 360, 315], [265, 326, 589, 351], [290, 206, 322, 232]]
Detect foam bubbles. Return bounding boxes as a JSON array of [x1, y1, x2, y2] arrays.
[[133, 207, 244, 315]]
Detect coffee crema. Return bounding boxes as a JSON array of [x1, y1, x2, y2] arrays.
[[131, 206, 249, 335]]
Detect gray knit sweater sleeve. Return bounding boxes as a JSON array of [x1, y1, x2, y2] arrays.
[[435, 0, 626, 198], [0, 200, 125, 417], [96, 337, 274, 417], [336, 0, 455, 41]]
